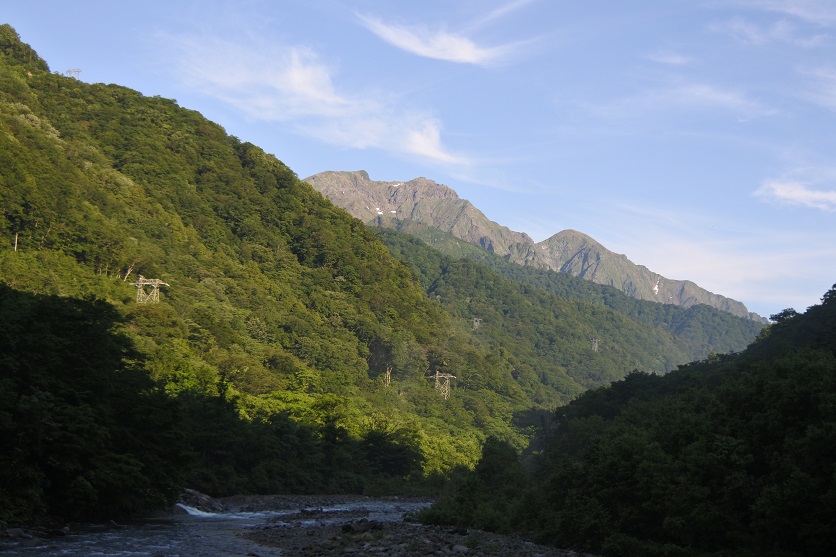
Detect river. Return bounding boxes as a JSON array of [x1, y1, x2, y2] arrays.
[[0, 497, 431, 557]]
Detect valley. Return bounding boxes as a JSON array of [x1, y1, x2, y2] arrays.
[[2, 22, 834, 557]]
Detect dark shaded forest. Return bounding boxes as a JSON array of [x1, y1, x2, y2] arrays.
[[0, 285, 425, 523], [420, 285, 836, 557]]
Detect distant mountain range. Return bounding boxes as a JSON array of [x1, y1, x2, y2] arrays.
[[305, 170, 765, 322]]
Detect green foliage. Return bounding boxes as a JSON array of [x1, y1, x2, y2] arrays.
[[379, 229, 758, 405], [0, 24, 49, 72], [422, 284, 836, 556], [419, 437, 528, 533]]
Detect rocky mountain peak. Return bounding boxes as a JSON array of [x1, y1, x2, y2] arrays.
[[306, 171, 536, 260], [305, 170, 765, 322]]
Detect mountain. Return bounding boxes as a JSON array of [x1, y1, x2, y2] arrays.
[[305, 170, 765, 322], [538, 229, 759, 318], [305, 170, 542, 265], [0, 25, 764, 523], [378, 229, 764, 360], [377, 229, 764, 393]]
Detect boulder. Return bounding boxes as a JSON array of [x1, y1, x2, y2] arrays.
[[178, 488, 227, 513]]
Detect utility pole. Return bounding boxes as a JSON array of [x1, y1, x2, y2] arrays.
[[133, 275, 169, 304]]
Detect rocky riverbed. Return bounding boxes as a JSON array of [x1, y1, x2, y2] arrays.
[[225, 493, 588, 557], [243, 511, 587, 557], [0, 492, 589, 557]]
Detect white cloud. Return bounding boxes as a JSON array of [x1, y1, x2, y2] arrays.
[[672, 83, 762, 110], [164, 34, 469, 166], [755, 180, 836, 210], [356, 14, 519, 65], [403, 120, 465, 164]]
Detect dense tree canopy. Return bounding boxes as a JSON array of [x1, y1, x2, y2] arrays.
[[421, 285, 836, 557], [0, 286, 184, 522]]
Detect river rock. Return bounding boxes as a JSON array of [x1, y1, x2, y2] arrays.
[[245, 517, 591, 557], [179, 488, 227, 513], [2, 528, 30, 539]]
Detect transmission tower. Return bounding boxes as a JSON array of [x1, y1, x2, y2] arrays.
[[65, 68, 82, 78], [471, 317, 482, 330], [133, 275, 169, 304], [591, 338, 599, 352], [434, 370, 456, 400]]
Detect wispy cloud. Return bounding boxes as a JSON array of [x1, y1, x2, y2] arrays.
[[356, 1, 537, 66], [755, 179, 836, 210], [466, 0, 538, 30], [163, 34, 469, 166], [672, 83, 766, 111], [356, 14, 522, 66], [741, 0, 836, 26], [710, 17, 828, 47], [586, 80, 774, 121], [647, 50, 693, 66]]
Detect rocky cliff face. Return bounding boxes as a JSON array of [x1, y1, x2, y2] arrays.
[[305, 170, 764, 322], [305, 171, 543, 266]]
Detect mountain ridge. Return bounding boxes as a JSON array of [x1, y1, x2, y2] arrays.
[[305, 170, 765, 322]]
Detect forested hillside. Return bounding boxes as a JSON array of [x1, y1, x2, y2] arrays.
[[420, 284, 836, 557], [0, 23, 764, 526], [380, 229, 763, 363]]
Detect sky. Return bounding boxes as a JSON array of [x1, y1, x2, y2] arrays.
[[4, 0, 836, 317]]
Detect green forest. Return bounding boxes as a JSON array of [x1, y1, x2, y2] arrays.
[[388, 224, 765, 350], [420, 286, 836, 557], [2, 24, 833, 556]]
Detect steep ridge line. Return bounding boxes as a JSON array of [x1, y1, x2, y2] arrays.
[[305, 170, 765, 323]]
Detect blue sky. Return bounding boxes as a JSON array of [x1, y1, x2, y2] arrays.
[[4, 0, 836, 317]]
